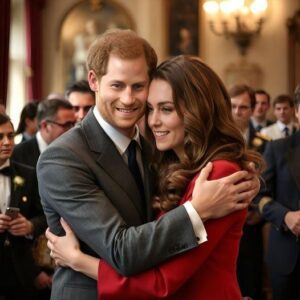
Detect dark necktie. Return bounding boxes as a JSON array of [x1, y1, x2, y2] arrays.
[[283, 127, 289, 137], [0, 167, 11, 176], [127, 140, 145, 209], [256, 125, 263, 132]]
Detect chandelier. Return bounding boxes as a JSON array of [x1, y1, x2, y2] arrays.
[[203, 0, 268, 55]]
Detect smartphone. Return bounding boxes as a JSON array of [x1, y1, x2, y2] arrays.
[[5, 207, 20, 219]]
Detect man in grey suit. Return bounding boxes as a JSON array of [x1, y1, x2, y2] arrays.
[[37, 29, 259, 300]]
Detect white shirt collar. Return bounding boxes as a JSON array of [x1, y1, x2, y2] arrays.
[[276, 120, 294, 132], [93, 107, 142, 155], [0, 159, 10, 170], [251, 117, 267, 128], [242, 127, 250, 144], [36, 131, 49, 153]]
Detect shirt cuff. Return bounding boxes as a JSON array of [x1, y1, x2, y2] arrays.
[[183, 201, 208, 245]]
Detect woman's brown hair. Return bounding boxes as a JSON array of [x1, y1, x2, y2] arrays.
[[145, 55, 264, 212]]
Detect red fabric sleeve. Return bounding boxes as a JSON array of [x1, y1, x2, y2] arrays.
[[98, 160, 245, 300]]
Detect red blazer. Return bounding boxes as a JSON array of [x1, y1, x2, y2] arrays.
[[98, 160, 246, 300]]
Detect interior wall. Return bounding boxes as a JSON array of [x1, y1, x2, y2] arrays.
[[202, 0, 299, 100], [42, 0, 166, 96], [42, 0, 299, 100]]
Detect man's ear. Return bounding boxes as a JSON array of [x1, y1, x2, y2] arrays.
[[88, 70, 99, 92], [39, 120, 48, 132]]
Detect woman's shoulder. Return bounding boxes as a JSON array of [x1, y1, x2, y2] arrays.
[[208, 160, 241, 180]]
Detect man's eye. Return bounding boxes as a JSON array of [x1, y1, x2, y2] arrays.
[[133, 84, 144, 91], [111, 83, 121, 88]]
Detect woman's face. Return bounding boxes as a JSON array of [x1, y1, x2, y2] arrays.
[[147, 79, 185, 161]]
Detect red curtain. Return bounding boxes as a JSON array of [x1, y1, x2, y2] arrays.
[[25, 0, 45, 101], [0, 0, 11, 107]]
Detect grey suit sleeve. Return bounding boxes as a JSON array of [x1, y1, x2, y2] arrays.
[[37, 145, 198, 276]]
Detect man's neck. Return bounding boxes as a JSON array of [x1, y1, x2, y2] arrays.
[[0, 159, 9, 168], [253, 115, 266, 123]]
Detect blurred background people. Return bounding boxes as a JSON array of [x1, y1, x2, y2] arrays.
[[12, 98, 76, 167], [251, 89, 273, 132], [65, 80, 95, 123], [11, 99, 75, 300], [0, 113, 48, 300], [261, 95, 297, 140], [256, 85, 300, 300], [229, 84, 268, 300], [15, 102, 38, 144]]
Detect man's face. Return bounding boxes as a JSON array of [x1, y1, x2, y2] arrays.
[[253, 93, 270, 119], [68, 92, 95, 122], [0, 121, 14, 165], [274, 102, 294, 124], [43, 108, 76, 144], [231, 92, 253, 130], [89, 54, 149, 138]]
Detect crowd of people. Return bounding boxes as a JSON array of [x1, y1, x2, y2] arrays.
[[0, 29, 299, 300]]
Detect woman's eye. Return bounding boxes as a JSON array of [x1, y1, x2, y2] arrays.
[[161, 107, 173, 113]]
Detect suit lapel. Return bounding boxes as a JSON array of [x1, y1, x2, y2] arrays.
[[140, 136, 154, 221], [9, 165, 21, 207], [287, 132, 300, 189], [81, 111, 147, 220]]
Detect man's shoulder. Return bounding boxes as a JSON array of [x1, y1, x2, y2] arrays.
[[13, 136, 37, 153], [11, 160, 36, 176], [39, 126, 89, 163]]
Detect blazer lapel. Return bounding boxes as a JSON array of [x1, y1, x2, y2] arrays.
[[9, 166, 21, 207], [287, 132, 300, 189], [140, 137, 155, 221], [81, 111, 146, 220]]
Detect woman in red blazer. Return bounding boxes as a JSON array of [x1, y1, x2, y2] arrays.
[[47, 55, 264, 299]]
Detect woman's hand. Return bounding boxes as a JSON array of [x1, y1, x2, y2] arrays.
[[46, 218, 81, 268]]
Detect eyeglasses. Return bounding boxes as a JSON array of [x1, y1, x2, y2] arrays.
[[72, 105, 93, 113], [46, 120, 76, 129]]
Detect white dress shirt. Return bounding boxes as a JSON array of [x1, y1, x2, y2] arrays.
[[0, 160, 11, 213], [36, 131, 49, 154], [261, 121, 295, 140]]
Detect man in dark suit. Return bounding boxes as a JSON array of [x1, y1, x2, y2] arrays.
[[38, 29, 260, 300], [256, 85, 300, 300], [230, 84, 268, 300], [0, 113, 48, 300], [12, 99, 76, 299], [12, 99, 76, 167]]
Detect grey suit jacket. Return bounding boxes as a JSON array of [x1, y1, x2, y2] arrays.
[[37, 110, 198, 300]]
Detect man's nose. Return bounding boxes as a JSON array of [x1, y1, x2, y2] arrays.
[[77, 108, 85, 121], [121, 88, 135, 105]]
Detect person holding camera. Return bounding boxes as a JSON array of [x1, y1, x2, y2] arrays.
[[0, 113, 48, 300]]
